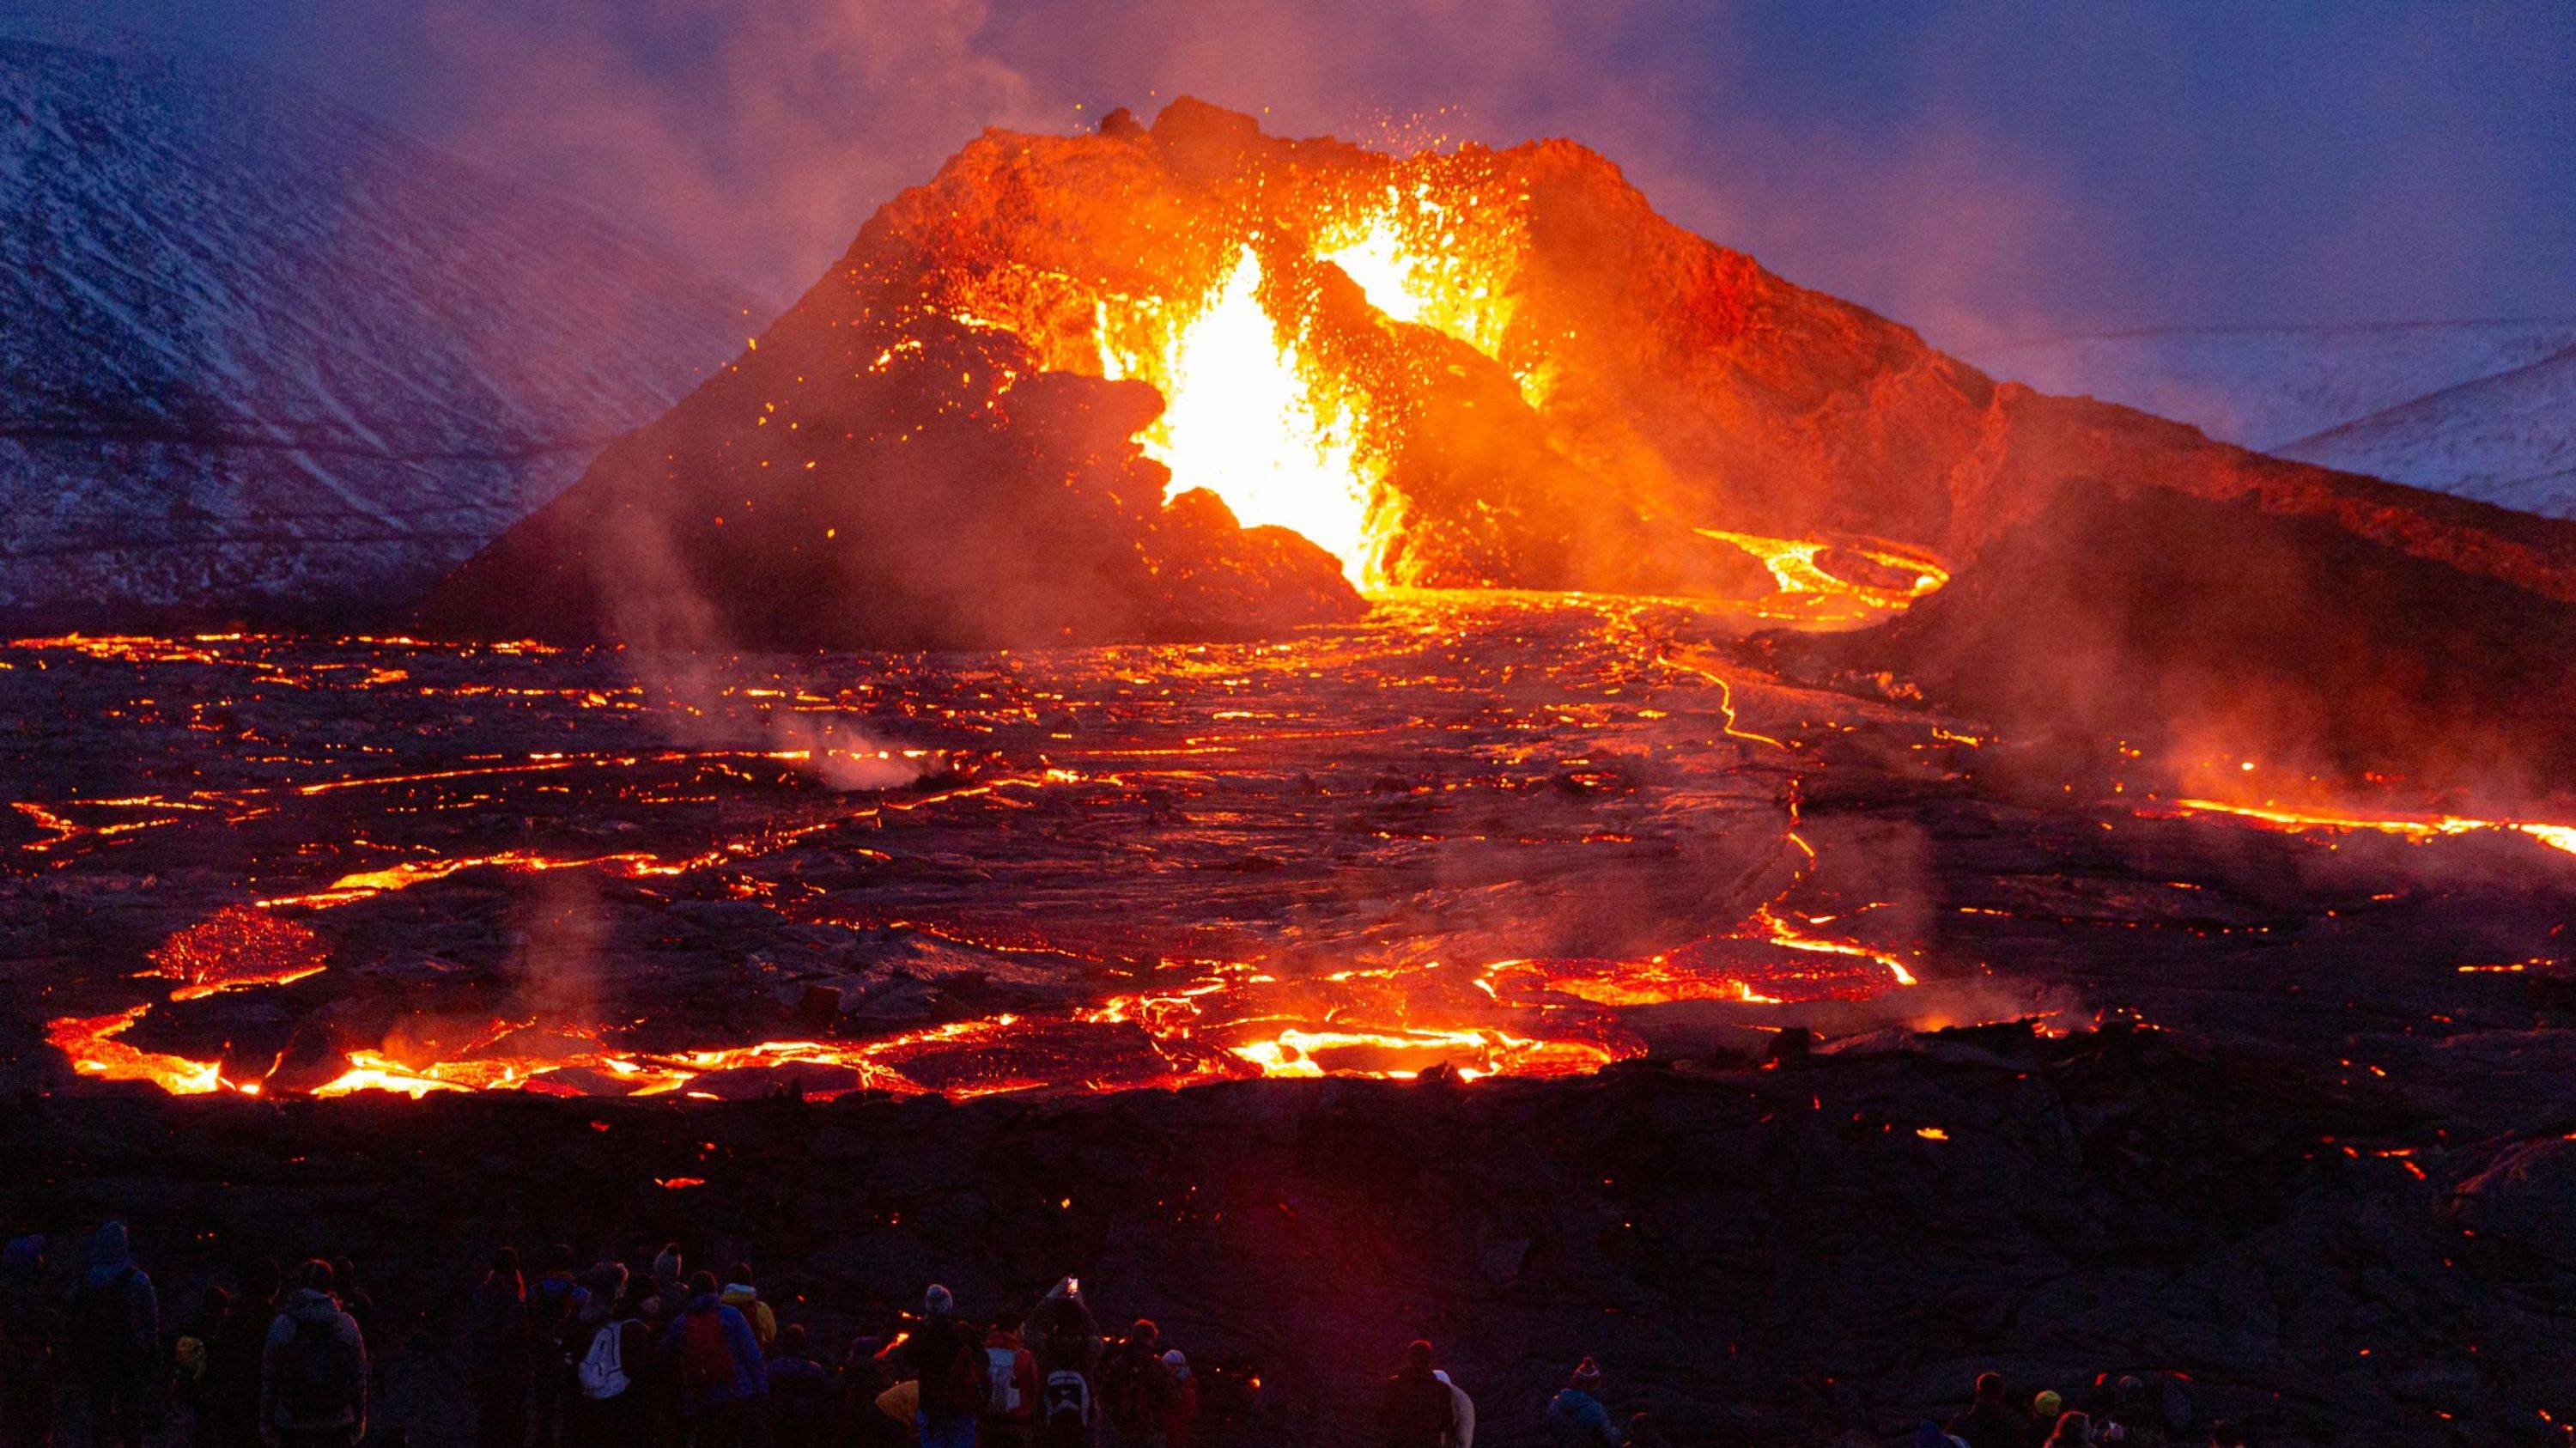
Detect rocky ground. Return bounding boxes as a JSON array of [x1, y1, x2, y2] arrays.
[[5, 596, 2576, 1445], [8, 1023, 2575, 1447]]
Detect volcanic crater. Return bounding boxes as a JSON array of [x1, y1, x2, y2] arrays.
[[12, 100, 2576, 1447]]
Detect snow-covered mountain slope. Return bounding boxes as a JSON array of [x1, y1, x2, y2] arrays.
[[1971, 319, 2576, 519], [2281, 345, 2576, 520], [0, 33, 760, 624]]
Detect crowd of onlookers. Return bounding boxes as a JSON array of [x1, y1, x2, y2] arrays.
[[3, 1220, 2250, 1448], [1926, 1370, 2244, 1448]]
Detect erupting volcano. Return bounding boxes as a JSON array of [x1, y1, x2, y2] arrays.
[[15, 66, 2576, 1445]]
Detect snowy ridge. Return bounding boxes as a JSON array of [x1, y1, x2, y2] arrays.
[[0, 34, 760, 622], [1971, 319, 2576, 520]]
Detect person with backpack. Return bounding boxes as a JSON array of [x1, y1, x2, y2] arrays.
[[661, 1271, 764, 1448], [763, 1326, 829, 1448], [564, 1266, 647, 1448], [525, 1248, 591, 1448], [2, 1236, 56, 1448], [1024, 1280, 1099, 1448], [1379, 1342, 1454, 1448], [902, 1286, 983, 1448], [978, 1311, 1038, 1448], [258, 1261, 366, 1448], [465, 1250, 527, 1448], [718, 1269, 775, 1358], [68, 1223, 157, 1448], [1096, 1322, 1176, 1448], [1544, 1359, 1620, 1448]]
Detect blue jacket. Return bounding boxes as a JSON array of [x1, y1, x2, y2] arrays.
[[663, 1295, 765, 1409], [1546, 1387, 1621, 1446]]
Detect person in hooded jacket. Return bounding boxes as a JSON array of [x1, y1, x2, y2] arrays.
[[902, 1286, 982, 1448], [718, 1268, 775, 1358], [68, 1224, 156, 1448], [1157, 1352, 1195, 1448], [1544, 1360, 1619, 1448], [764, 1326, 829, 1448], [2, 1236, 56, 1448], [257, 1261, 366, 1448], [465, 1250, 526, 1448], [1378, 1342, 1453, 1448]]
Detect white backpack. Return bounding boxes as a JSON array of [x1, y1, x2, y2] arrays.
[[986, 1346, 1024, 1414], [577, 1322, 632, 1400], [1042, 1368, 1091, 1426]]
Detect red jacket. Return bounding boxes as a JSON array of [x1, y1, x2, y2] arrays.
[[981, 1329, 1038, 1421]]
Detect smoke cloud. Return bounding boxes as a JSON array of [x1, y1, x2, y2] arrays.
[[46, 0, 2569, 349]]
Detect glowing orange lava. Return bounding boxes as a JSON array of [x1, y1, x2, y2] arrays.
[[2167, 798, 2576, 858]]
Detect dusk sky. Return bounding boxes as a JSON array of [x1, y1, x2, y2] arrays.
[[21, 0, 2575, 350]]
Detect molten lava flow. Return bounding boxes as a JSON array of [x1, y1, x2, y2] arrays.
[[46, 1008, 231, 1094], [2166, 799, 2576, 859], [1696, 530, 1951, 628], [146, 907, 328, 1000], [1102, 246, 1375, 577]]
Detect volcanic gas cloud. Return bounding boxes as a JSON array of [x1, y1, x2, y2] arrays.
[[428, 98, 2576, 800]]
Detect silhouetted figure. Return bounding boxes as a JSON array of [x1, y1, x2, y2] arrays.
[[1948, 1372, 2036, 1448], [764, 1326, 829, 1448], [1096, 1320, 1176, 1448], [525, 1247, 590, 1448], [2, 1236, 56, 1448], [68, 1224, 156, 1448], [1377, 1341, 1453, 1448], [205, 1262, 281, 1448], [465, 1250, 526, 1448], [176, 1287, 230, 1446], [325, 1263, 374, 1374], [830, 1337, 904, 1448], [903, 1285, 983, 1448], [258, 1260, 367, 1448]]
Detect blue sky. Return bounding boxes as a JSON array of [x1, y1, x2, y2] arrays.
[[23, 0, 2574, 350]]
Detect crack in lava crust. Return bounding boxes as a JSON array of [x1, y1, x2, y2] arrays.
[[8, 595, 1953, 1101]]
